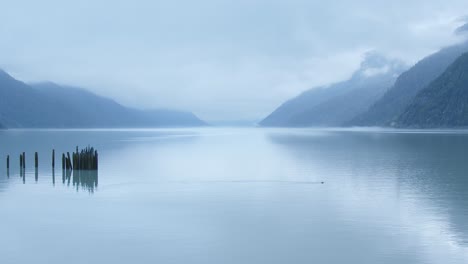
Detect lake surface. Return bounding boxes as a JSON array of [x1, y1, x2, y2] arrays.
[[0, 128, 467, 264]]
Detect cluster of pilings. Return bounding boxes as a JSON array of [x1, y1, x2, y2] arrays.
[[61, 147, 98, 171], [4, 147, 98, 192], [5, 147, 98, 172]]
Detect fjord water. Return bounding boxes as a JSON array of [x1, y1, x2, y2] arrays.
[[0, 128, 467, 264]]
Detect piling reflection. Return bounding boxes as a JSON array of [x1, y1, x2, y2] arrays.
[[62, 169, 71, 186], [4, 168, 98, 193], [72, 170, 98, 193], [2, 145, 99, 192]]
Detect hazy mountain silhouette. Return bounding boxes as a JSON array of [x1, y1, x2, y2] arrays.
[[396, 52, 468, 128], [350, 40, 468, 127], [455, 22, 468, 35], [0, 70, 206, 128], [260, 52, 406, 127]]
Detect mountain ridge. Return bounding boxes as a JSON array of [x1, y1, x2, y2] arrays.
[[350, 40, 468, 127], [260, 52, 406, 127], [0, 70, 206, 128], [395, 52, 468, 128]]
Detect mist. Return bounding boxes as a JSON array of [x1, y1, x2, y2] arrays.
[[1, 0, 468, 122]]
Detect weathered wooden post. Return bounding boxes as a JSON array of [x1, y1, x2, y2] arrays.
[[52, 149, 55, 169], [62, 153, 65, 170], [73, 152, 77, 170], [20, 154, 23, 169], [35, 152, 38, 168], [22, 152, 25, 169], [66, 152, 72, 170], [6, 155, 9, 170]]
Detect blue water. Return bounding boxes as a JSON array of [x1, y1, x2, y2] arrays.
[[0, 128, 467, 264]]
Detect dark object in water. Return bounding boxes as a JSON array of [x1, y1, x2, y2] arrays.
[[63, 146, 98, 171], [66, 152, 72, 170], [62, 153, 65, 170], [72, 146, 98, 170]]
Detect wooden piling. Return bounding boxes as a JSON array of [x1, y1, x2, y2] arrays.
[[66, 152, 72, 170], [73, 152, 77, 170], [2, 148, 97, 176], [6, 147, 100, 172]]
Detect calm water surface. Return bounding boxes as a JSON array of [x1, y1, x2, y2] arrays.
[[0, 128, 467, 264]]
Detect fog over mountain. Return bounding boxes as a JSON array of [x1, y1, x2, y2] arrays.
[[0, 70, 205, 128], [2, 1, 468, 122], [260, 53, 407, 127], [455, 22, 468, 35], [351, 39, 468, 126]]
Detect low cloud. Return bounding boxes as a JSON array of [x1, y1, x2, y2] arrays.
[[1, 1, 468, 121]]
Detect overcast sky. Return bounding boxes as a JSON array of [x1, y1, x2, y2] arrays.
[[1, 0, 468, 122]]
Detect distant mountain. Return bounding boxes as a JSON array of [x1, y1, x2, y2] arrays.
[[0, 70, 206, 128], [259, 52, 406, 127], [0, 70, 78, 128], [350, 40, 468, 126], [395, 52, 468, 128]]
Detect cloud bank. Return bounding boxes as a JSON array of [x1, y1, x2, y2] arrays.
[[1, 0, 468, 121]]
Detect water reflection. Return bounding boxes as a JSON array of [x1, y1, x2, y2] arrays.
[[268, 130, 468, 246], [73, 170, 98, 193], [1, 168, 98, 193], [58, 169, 98, 193], [1, 128, 467, 264]]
